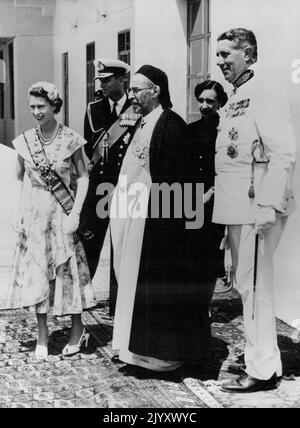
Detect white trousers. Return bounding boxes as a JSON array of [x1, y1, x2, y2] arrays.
[[228, 217, 287, 380]]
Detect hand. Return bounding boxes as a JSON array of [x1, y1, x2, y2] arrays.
[[255, 206, 276, 237], [203, 187, 215, 204], [63, 211, 80, 235]]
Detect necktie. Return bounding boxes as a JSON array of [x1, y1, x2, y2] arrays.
[[111, 102, 118, 123]]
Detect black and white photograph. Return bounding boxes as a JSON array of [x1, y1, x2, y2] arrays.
[[0, 0, 300, 410]]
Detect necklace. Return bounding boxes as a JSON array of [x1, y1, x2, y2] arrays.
[[38, 123, 59, 145], [34, 124, 63, 173], [26, 124, 64, 191]]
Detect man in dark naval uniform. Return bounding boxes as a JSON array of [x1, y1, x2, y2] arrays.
[[81, 59, 139, 297]]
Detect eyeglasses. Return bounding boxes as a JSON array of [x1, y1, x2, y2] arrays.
[[129, 86, 153, 95]]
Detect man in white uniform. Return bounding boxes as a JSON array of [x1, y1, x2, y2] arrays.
[[213, 28, 296, 393]]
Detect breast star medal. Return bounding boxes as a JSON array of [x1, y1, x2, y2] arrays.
[[123, 132, 131, 145], [227, 127, 239, 159]]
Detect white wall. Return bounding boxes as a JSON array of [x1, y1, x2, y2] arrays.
[[0, 0, 53, 37], [52, 0, 134, 135], [0, 0, 54, 140], [51, 0, 189, 129], [211, 0, 300, 325], [134, 0, 188, 119]]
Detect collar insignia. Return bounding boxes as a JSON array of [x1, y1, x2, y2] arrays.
[[233, 69, 254, 90]]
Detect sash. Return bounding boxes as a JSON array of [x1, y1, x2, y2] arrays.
[[90, 107, 142, 169], [23, 129, 94, 241]]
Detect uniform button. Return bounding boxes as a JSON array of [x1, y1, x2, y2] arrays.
[[199, 168, 203, 172], [120, 145, 124, 149], [100, 171, 104, 175], [199, 156, 203, 159], [118, 162, 121, 166], [119, 154, 123, 158]]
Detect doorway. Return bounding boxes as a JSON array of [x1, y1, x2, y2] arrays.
[[0, 38, 15, 147]]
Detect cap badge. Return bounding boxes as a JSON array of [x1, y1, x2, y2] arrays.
[[97, 62, 105, 72]]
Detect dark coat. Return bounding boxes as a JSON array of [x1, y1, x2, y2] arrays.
[[187, 113, 225, 281], [128, 109, 211, 362], [81, 96, 133, 277]]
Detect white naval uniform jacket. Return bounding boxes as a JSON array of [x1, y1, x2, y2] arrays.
[[213, 67, 296, 225]]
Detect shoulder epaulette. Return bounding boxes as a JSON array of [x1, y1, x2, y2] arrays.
[[87, 99, 106, 134]]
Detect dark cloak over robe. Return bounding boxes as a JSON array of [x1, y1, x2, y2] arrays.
[[128, 109, 211, 362]]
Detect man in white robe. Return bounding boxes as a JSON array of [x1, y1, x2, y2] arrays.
[[110, 66, 209, 372]]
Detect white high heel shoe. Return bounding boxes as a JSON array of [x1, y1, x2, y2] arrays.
[[62, 328, 90, 357], [35, 343, 48, 360]]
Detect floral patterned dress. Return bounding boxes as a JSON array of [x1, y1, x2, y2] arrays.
[[7, 126, 96, 316]]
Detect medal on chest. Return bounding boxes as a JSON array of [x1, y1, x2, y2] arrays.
[[227, 127, 239, 159], [120, 113, 141, 127]]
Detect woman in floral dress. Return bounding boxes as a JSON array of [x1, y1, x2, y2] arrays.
[[7, 82, 96, 359]]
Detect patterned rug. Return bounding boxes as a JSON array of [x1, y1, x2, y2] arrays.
[[1, 281, 300, 408], [0, 306, 214, 408]]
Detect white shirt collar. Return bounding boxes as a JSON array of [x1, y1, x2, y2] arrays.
[[142, 104, 163, 127], [109, 93, 127, 114]]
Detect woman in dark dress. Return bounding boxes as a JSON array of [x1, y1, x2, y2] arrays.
[[187, 80, 229, 302]]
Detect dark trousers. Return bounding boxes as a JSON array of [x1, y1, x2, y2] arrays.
[[109, 242, 118, 316], [83, 218, 108, 279], [82, 219, 118, 316]]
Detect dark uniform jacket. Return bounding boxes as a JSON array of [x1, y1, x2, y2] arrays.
[[188, 113, 219, 192], [81, 96, 133, 277], [187, 113, 225, 282]]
